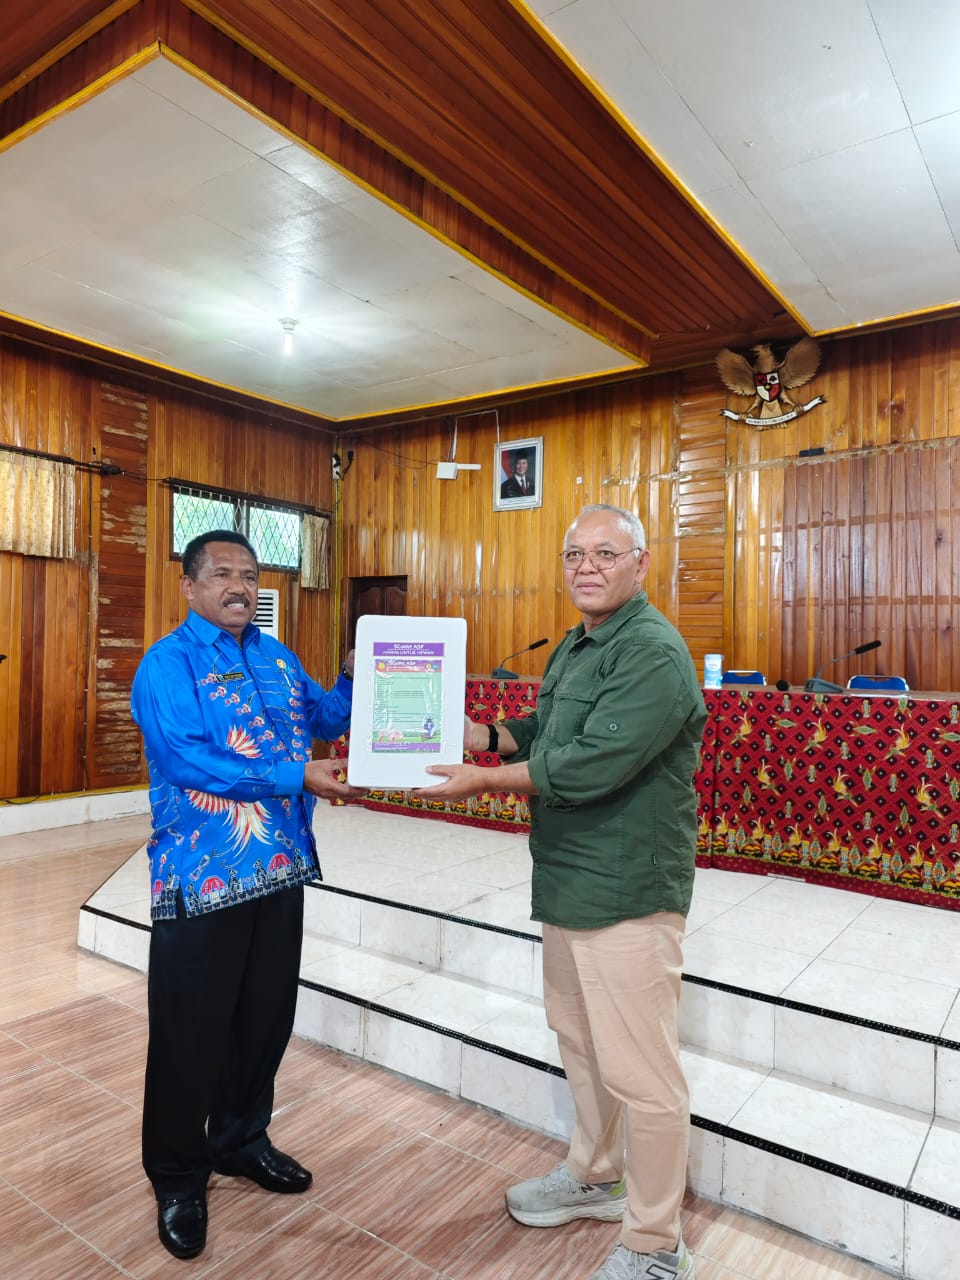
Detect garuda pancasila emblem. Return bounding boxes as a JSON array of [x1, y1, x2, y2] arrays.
[[715, 337, 825, 428]]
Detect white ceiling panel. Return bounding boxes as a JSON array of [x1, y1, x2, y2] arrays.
[[870, 0, 960, 124], [830, 257, 960, 324], [35, 79, 256, 213], [0, 262, 182, 355], [531, 0, 960, 332], [7, 5, 960, 411], [134, 56, 290, 157], [750, 131, 952, 282], [0, 55, 631, 419], [915, 112, 960, 245], [536, 0, 741, 195], [264, 144, 373, 204], [696, 179, 821, 293], [607, 0, 909, 178], [373, 278, 575, 359]]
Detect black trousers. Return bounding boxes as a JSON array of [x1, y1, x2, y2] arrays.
[[142, 886, 304, 1200]]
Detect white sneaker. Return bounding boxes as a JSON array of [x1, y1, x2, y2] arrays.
[[588, 1239, 696, 1280], [505, 1162, 627, 1227]]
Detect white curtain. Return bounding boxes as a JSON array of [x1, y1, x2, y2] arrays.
[[0, 454, 76, 558], [300, 513, 330, 590]]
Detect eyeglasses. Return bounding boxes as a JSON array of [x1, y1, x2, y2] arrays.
[[560, 547, 642, 571]]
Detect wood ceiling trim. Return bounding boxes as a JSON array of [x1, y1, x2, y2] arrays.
[[0, 0, 141, 104], [180, 0, 786, 336], [0, 0, 806, 384], [0, 0, 121, 89], [516, 0, 806, 336], [0, 0, 653, 366], [649, 313, 801, 371], [0, 1, 165, 134], [363, 2, 773, 321], [0, 45, 161, 155], [0, 318, 337, 434], [178, 0, 662, 340]]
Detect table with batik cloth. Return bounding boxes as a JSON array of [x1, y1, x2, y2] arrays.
[[333, 680, 960, 910]]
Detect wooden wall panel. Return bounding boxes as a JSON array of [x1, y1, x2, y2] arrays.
[[675, 369, 725, 672], [144, 387, 339, 682], [726, 321, 960, 690], [87, 382, 149, 789], [1, 340, 94, 798], [339, 318, 960, 696], [10, 316, 960, 800], [337, 378, 693, 679], [0, 554, 22, 798], [1, 333, 337, 800]]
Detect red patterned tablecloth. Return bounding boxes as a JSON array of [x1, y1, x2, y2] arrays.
[[333, 681, 960, 909], [333, 678, 539, 831], [701, 687, 960, 910]]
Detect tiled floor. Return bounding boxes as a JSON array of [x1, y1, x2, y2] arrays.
[[1, 813, 893, 1278]]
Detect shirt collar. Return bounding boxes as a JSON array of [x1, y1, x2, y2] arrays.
[[184, 608, 261, 652], [569, 589, 648, 648]]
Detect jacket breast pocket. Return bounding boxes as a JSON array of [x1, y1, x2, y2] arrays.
[[536, 674, 558, 722], [549, 690, 594, 741]]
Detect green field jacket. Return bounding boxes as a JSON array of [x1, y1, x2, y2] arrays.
[[505, 591, 707, 930]]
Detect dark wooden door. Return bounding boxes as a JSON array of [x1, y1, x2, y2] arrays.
[[347, 575, 408, 646]]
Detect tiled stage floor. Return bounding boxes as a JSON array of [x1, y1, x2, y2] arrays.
[[0, 810, 900, 1278]]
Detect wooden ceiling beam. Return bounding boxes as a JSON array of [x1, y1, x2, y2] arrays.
[[181, 0, 787, 337], [0, 0, 796, 382]]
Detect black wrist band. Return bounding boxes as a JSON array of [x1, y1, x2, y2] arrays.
[[487, 722, 499, 753], [340, 664, 353, 681]]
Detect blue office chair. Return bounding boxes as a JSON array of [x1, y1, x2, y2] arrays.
[[847, 674, 909, 692], [721, 670, 766, 686]]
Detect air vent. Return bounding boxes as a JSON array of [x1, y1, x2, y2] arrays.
[[253, 588, 279, 639]]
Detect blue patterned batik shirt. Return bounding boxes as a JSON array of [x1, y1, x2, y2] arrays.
[[131, 609, 353, 920]]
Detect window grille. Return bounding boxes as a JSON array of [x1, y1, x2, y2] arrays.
[[171, 484, 302, 571]]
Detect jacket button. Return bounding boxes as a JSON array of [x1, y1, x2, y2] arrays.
[[608, 722, 619, 731]]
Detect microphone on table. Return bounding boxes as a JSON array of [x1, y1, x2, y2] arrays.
[[493, 637, 549, 679], [804, 640, 881, 694], [775, 679, 791, 691]]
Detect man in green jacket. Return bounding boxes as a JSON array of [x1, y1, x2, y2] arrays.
[[420, 503, 706, 1280]]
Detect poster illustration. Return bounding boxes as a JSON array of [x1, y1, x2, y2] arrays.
[[371, 642, 444, 753], [347, 615, 466, 787]]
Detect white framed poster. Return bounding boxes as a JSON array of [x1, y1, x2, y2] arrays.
[[494, 436, 543, 511], [346, 614, 467, 787]]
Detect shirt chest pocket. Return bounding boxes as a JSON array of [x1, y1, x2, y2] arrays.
[[546, 686, 595, 742]]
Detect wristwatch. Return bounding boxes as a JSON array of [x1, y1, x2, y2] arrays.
[[487, 722, 499, 753], [340, 663, 353, 681]]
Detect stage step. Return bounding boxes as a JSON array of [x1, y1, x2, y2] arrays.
[[79, 840, 960, 1279]]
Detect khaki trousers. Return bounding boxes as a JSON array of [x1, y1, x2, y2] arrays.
[[542, 913, 689, 1254]]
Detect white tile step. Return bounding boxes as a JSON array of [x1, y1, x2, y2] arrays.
[[78, 857, 960, 1278], [291, 943, 960, 1280], [304, 879, 960, 1123]]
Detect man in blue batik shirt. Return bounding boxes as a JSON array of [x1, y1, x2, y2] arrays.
[[131, 529, 365, 1261]]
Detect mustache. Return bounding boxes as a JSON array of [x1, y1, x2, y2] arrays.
[[224, 595, 250, 606]]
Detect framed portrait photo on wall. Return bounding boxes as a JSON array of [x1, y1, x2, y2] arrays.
[[494, 437, 543, 511]]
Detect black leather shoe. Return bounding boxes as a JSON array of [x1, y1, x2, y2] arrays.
[[215, 1145, 312, 1193], [157, 1195, 207, 1260]]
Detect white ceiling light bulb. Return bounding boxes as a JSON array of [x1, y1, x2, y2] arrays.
[[280, 317, 297, 356]]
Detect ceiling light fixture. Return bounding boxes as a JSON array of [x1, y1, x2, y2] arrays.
[[279, 317, 297, 356]]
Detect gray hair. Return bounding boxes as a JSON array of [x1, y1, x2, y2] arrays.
[[567, 504, 647, 551]]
